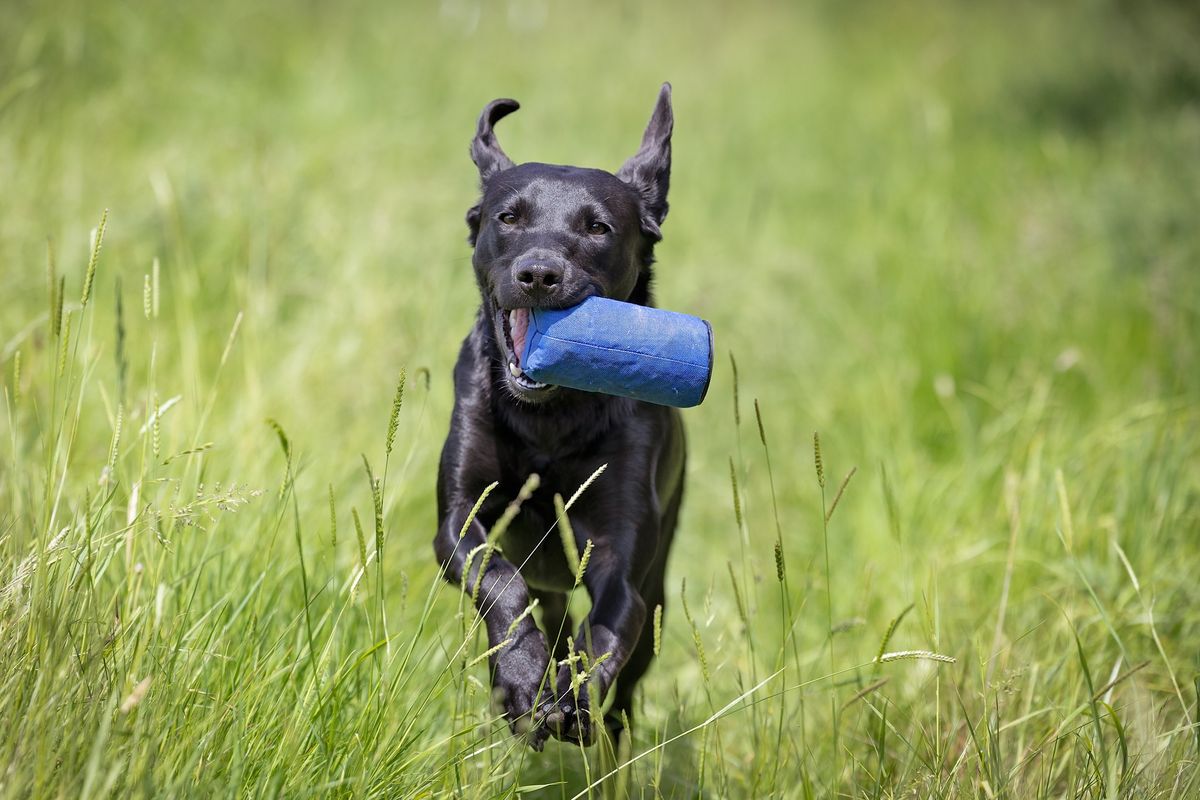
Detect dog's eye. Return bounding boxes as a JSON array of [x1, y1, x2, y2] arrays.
[[587, 221, 611, 236], [498, 212, 519, 225]]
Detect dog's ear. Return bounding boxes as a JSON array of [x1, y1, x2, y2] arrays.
[[471, 98, 519, 182], [617, 83, 673, 241], [466, 204, 481, 246]]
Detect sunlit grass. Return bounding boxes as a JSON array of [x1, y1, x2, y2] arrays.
[[2, 0, 1199, 796]]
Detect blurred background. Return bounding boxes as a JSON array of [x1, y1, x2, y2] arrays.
[[4, 0, 1197, 443], [2, 0, 1199, 795]]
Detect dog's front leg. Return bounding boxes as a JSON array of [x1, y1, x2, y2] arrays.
[[434, 505, 552, 748], [539, 545, 646, 745]]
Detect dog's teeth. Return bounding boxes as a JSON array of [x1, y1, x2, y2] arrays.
[[509, 362, 520, 377], [509, 310, 517, 329]]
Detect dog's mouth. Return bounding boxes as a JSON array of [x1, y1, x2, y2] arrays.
[[493, 300, 553, 396]]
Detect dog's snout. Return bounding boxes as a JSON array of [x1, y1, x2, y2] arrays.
[[516, 263, 561, 288], [513, 258, 565, 300]]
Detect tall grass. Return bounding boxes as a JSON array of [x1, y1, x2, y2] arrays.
[[3, 0, 1200, 796]]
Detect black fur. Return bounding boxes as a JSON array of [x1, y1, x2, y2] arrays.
[[433, 84, 684, 749]]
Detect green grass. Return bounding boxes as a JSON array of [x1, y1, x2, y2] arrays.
[[3, 0, 1199, 796]]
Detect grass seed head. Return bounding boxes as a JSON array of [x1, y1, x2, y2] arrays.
[[874, 604, 915, 670], [151, 393, 161, 459], [680, 579, 710, 685], [53, 276, 65, 339], [57, 311, 72, 377], [753, 398, 766, 446], [361, 455, 383, 555], [81, 209, 108, 308], [372, 477, 383, 555], [470, 543, 497, 604], [505, 598, 538, 639], [876, 650, 955, 664], [487, 472, 540, 544], [108, 404, 124, 471], [266, 418, 290, 462], [653, 603, 663, 657], [728, 457, 743, 530], [813, 431, 825, 489], [574, 538, 593, 587], [385, 368, 406, 456], [565, 463, 606, 510], [467, 637, 513, 669], [328, 484, 337, 547], [352, 507, 368, 571], [457, 482, 497, 540]]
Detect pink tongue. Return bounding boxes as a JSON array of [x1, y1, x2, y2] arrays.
[[511, 309, 529, 366]]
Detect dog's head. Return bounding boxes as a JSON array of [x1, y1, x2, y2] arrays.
[[465, 84, 673, 401]]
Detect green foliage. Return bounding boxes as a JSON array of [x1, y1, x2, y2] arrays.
[[2, 0, 1199, 796]]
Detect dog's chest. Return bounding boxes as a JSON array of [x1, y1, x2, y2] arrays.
[[496, 504, 576, 593]]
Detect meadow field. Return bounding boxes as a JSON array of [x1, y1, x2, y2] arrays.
[[2, 0, 1199, 796]]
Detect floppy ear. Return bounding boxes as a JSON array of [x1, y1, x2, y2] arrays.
[[617, 83, 673, 241], [471, 98, 519, 182]]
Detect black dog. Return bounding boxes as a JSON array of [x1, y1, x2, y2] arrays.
[[433, 84, 684, 749]]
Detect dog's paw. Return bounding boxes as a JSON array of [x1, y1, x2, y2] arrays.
[[536, 690, 597, 746], [489, 631, 553, 749], [491, 676, 552, 749]]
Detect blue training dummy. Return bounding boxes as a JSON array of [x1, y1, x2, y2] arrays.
[[519, 296, 713, 408]]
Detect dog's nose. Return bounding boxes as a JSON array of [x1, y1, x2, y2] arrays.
[[513, 261, 564, 299]]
